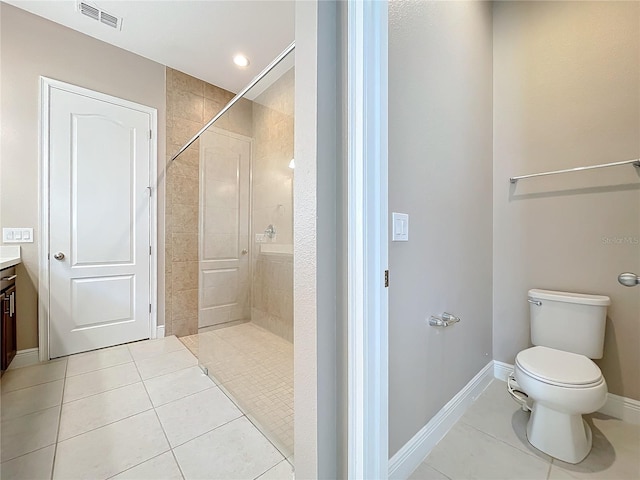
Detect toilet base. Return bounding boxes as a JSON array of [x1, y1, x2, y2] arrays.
[[526, 403, 593, 464]]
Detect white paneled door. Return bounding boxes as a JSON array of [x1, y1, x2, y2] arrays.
[[47, 83, 154, 358], [199, 129, 251, 328]]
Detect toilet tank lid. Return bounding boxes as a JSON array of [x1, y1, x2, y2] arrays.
[[529, 289, 611, 306]]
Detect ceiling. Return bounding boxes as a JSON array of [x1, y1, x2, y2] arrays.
[[5, 0, 295, 93]]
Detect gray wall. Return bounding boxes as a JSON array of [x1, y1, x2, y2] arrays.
[[0, 4, 167, 349], [294, 1, 341, 477], [493, 1, 640, 400], [388, 1, 494, 456]]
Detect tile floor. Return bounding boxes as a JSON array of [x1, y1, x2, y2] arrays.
[[0, 336, 294, 480], [180, 323, 294, 458], [410, 380, 640, 480]]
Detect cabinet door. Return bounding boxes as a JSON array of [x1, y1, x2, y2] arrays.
[[1, 293, 9, 371], [2, 287, 16, 371]]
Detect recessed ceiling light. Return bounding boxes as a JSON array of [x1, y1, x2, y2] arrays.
[[233, 54, 250, 68]]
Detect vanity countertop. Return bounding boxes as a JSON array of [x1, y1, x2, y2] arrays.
[[0, 246, 21, 270]]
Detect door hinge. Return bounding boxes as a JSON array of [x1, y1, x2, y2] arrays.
[[149, 304, 152, 313], [149, 245, 152, 255], [384, 270, 389, 288], [148, 129, 152, 140]]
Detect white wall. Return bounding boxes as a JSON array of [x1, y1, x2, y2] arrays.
[[388, 1, 494, 456], [493, 1, 640, 400], [0, 4, 166, 349]]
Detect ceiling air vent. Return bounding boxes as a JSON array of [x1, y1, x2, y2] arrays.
[[78, 2, 99, 21], [99, 11, 119, 29], [77, 2, 122, 30]]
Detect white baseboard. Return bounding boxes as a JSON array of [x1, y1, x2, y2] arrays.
[[156, 325, 165, 338], [388, 361, 494, 479], [492, 360, 640, 425], [8, 348, 40, 370], [599, 392, 640, 425], [493, 360, 513, 382]]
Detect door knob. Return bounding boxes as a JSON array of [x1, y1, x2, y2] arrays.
[[618, 272, 639, 287], [53, 252, 65, 260], [241, 249, 248, 255]]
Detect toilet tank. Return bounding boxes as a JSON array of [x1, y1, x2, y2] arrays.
[[529, 289, 610, 359]]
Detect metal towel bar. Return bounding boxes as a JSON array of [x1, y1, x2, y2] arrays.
[[510, 159, 640, 184]]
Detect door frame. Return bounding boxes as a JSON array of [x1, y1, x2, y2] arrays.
[[38, 77, 158, 362], [347, 0, 389, 478]]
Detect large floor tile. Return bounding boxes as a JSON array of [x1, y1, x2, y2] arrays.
[[128, 336, 186, 362], [1, 379, 64, 420], [135, 349, 197, 380], [0, 445, 55, 480], [425, 422, 551, 480], [66, 345, 133, 377], [63, 362, 141, 403], [173, 416, 283, 480], [58, 382, 152, 441], [111, 451, 183, 480], [460, 380, 551, 462], [143, 365, 213, 407], [0, 359, 66, 393], [256, 460, 294, 480], [549, 414, 640, 479], [0, 406, 60, 462], [155, 387, 242, 447], [409, 462, 451, 480], [53, 410, 170, 480]]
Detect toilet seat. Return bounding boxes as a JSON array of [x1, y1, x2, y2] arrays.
[[516, 346, 603, 388]]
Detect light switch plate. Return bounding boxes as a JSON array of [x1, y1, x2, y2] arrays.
[[2, 228, 34, 243], [392, 212, 409, 242]]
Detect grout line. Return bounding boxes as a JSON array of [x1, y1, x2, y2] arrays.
[[65, 359, 134, 378], [50, 357, 69, 480], [0, 381, 65, 422], [0, 443, 57, 468], [51, 396, 153, 442], [103, 449, 173, 480], [1, 376, 66, 395], [137, 361, 200, 382], [224, 387, 292, 460], [151, 384, 217, 409], [463, 422, 552, 465], [55, 406, 155, 444], [130, 353, 186, 480], [62, 377, 142, 405], [167, 415, 245, 450]]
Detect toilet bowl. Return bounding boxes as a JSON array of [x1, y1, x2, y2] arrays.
[[515, 346, 607, 464]]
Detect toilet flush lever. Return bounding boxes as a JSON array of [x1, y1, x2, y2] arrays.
[[429, 312, 460, 327], [618, 272, 640, 287], [528, 299, 542, 306]]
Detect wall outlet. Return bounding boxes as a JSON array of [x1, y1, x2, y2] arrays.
[[3, 228, 34, 243], [255, 233, 266, 243]]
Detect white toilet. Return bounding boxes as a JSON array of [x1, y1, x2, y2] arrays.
[[512, 288, 610, 464]]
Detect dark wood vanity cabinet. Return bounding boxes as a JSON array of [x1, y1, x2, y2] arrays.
[[1, 268, 17, 374]]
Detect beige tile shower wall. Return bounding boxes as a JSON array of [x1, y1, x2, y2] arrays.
[[165, 68, 252, 337], [253, 253, 294, 342], [493, 2, 640, 400], [250, 68, 295, 341]]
